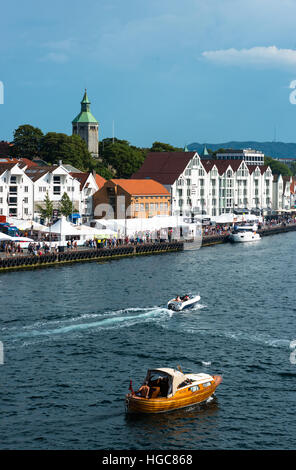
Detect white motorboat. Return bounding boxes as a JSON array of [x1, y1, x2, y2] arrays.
[[167, 295, 201, 312], [229, 224, 261, 243]]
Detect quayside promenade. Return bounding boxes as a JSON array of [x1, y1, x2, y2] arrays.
[[0, 220, 295, 271], [201, 220, 296, 246], [0, 241, 184, 271]]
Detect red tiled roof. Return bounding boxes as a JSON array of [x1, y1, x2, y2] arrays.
[[95, 173, 106, 188], [70, 172, 89, 191], [0, 163, 17, 175], [0, 157, 38, 169], [132, 152, 196, 185], [110, 179, 170, 195]]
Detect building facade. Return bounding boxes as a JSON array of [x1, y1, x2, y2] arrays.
[[93, 179, 171, 219], [0, 161, 105, 222], [132, 151, 275, 216]]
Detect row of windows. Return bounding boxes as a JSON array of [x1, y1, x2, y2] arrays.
[[133, 203, 169, 211]]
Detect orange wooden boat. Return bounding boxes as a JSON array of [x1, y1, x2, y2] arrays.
[[125, 367, 222, 414]]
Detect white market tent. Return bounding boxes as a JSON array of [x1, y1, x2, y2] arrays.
[[89, 215, 195, 239], [6, 218, 48, 231], [0, 232, 13, 241]]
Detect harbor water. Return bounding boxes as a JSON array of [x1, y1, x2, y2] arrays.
[[0, 232, 296, 450]]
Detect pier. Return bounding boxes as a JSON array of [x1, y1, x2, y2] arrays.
[[201, 222, 296, 247], [0, 241, 184, 271], [0, 222, 295, 272]]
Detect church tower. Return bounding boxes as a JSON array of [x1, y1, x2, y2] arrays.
[[72, 89, 99, 159]]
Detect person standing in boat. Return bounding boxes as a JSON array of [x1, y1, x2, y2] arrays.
[[137, 381, 150, 398]]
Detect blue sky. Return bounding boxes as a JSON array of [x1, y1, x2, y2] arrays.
[[1, 0, 296, 148]]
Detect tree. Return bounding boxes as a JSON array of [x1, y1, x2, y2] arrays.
[[12, 124, 43, 159], [264, 156, 292, 176], [36, 192, 53, 224], [40, 132, 93, 171], [99, 138, 145, 178], [290, 161, 296, 176], [59, 192, 74, 217], [150, 141, 183, 152]]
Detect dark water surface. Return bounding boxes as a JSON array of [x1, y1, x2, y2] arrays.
[[1, 233, 296, 450]]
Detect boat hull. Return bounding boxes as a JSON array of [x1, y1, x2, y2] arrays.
[[167, 295, 200, 312], [126, 375, 222, 414], [229, 233, 261, 243]]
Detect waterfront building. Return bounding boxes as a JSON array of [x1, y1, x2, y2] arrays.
[[132, 151, 274, 216], [215, 148, 265, 166], [272, 174, 292, 211], [72, 90, 99, 159], [0, 162, 34, 218], [290, 177, 296, 208], [0, 161, 105, 222], [25, 164, 82, 219], [93, 179, 170, 219], [70, 171, 106, 223]]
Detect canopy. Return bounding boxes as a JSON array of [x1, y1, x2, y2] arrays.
[[146, 368, 186, 397], [47, 217, 81, 236], [0, 232, 13, 241], [6, 218, 48, 231], [10, 236, 34, 243]]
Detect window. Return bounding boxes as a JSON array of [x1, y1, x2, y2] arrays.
[[0, 197, 2, 203], [23, 197, 28, 204], [10, 176, 17, 184], [53, 176, 61, 184], [190, 385, 200, 392], [24, 208, 28, 215], [202, 382, 212, 388], [53, 186, 61, 195], [24, 186, 28, 192]]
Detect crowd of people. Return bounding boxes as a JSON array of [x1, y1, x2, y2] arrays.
[[1, 214, 295, 257]]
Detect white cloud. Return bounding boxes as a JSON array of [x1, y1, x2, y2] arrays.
[[202, 46, 296, 68]]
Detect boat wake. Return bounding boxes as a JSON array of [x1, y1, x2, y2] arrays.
[[5, 307, 171, 343]]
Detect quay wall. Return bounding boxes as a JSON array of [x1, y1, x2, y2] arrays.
[[0, 242, 183, 272], [200, 223, 296, 247]]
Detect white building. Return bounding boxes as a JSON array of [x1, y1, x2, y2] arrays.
[[0, 160, 105, 222], [272, 174, 292, 211], [132, 151, 275, 217], [0, 162, 34, 219]]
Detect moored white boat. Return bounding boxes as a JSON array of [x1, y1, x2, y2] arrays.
[[229, 224, 261, 243]]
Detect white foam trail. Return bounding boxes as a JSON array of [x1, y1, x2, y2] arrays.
[[12, 307, 170, 339]]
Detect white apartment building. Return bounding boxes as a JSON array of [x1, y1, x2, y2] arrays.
[[0, 162, 34, 219], [70, 171, 101, 222], [132, 151, 275, 217], [0, 161, 104, 222], [272, 175, 292, 211]]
